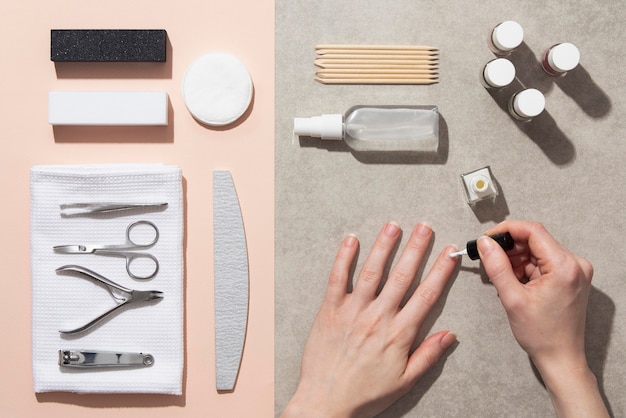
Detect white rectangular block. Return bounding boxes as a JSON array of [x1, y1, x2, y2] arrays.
[[48, 91, 169, 126]]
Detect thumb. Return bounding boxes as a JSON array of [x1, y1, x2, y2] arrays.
[[405, 331, 456, 385], [477, 236, 523, 306]]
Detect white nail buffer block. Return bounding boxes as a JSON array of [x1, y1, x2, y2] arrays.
[[213, 170, 249, 392], [48, 91, 169, 126]]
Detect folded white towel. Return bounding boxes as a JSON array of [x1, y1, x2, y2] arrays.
[[30, 164, 184, 394]]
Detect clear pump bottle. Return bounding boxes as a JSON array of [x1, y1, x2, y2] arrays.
[[293, 105, 439, 152]]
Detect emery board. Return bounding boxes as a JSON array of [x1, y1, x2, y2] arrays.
[[51, 29, 167, 62], [213, 171, 249, 392], [48, 91, 169, 126]]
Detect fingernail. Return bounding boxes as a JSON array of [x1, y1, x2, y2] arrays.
[[384, 221, 401, 237], [344, 234, 358, 247], [446, 245, 460, 259], [415, 222, 432, 237], [440, 332, 457, 350], [477, 236, 495, 256]]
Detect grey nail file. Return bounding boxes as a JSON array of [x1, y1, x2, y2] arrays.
[[213, 170, 249, 392]]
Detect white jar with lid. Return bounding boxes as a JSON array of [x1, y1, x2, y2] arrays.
[[480, 58, 516, 89], [542, 43, 580, 76], [489, 21, 524, 55], [508, 88, 545, 121]]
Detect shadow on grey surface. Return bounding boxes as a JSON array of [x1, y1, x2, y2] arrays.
[[507, 42, 555, 94], [507, 42, 611, 119], [298, 114, 449, 165], [487, 80, 576, 166], [554, 65, 612, 119]]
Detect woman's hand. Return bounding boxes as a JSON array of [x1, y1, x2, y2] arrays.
[[478, 221, 609, 417], [282, 222, 459, 418]]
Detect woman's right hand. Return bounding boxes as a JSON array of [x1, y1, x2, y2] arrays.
[[478, 221, 608, 417]]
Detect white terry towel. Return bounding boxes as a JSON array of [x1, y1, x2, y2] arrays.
[[30, 164, 184, 394]]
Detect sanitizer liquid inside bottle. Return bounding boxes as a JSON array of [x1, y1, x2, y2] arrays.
[[294, 105, 439, 152]]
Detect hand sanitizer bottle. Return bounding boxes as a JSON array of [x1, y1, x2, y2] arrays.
[[293, 105, 439, 152]]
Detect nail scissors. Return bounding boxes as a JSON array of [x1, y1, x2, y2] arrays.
[[56, 265, 163, 335], [54, 220, 160, 280]]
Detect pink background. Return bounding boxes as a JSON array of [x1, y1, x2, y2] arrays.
[[0, 0, 275, 416]]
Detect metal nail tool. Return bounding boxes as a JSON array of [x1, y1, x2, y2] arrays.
[[56, 265, 163, 334], [59, 350, 154, 368], [54, 220, 160, 280], [60, 202, 168, 217]]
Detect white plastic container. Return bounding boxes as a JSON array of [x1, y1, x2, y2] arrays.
[[489, 21, 524, 55], [542, 43, 580, 76], [481, 58, 516, 89], [293, 106, 439, 152], [508, 88, 546, 121]]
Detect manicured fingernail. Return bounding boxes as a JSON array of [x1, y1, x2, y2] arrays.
[[415, 222, 432, 237], [344, 234, 358, 247], [384, 221, 401, 237], [440, 332, 457, 349], [446, 245, 460, 259], [477, 236, 495, 256]]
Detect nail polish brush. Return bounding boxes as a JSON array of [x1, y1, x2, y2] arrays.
[[449, 232, 514, 260]]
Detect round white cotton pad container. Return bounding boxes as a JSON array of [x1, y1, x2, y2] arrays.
[[182, 52, 253, 126]]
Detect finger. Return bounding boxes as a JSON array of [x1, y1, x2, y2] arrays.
[[477, 236, 525, 307], [352, 221, 401, 304], [399, 245, 458, 327], [378, 223, 432, 309], [574, 255, 594, 282], [485, 221, 564, 261], [404, 330, 456, 385], [325, 234, 359, 306]]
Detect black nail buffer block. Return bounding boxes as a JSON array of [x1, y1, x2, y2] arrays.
[[51, 29, 167, 62]]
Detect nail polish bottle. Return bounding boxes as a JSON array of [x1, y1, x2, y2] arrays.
[[508, 88, 545, 121], [488, 21, 524, 56], [480, 58, 516, 89], [293, 105, 439, 152], [542, 43, 580, 76], [461, 166, 498, 205]]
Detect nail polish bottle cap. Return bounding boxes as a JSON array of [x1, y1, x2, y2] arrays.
[[294, 114, 343, 140], [492, 21, 524, 52], [548, 43, 580, 72], [471, 175, 491, 195], [513, 88, 545, 118], [483, 58, 516, 88]]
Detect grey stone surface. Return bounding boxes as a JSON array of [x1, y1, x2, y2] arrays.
[[275, 1, 625, 416]]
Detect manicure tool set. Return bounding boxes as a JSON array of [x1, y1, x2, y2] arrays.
[[38, 29, 252, 389], [52, 203, 167, 368]]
